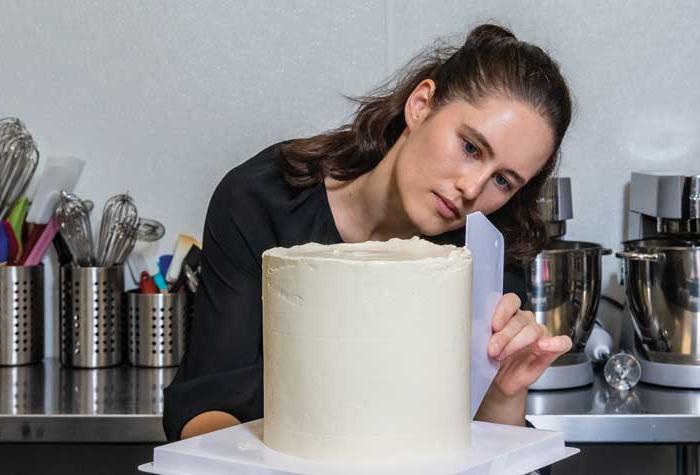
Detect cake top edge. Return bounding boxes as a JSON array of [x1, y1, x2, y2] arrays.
[[262, 237, 471, 263]]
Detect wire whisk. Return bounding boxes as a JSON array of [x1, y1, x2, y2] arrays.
[[97, 194, 139, 266], [0, 118, 39, 219], [56, 191, 95, 266], [56, 190, 165, 267]]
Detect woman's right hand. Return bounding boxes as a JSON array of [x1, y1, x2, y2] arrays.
[[181, 411, 241, 439]]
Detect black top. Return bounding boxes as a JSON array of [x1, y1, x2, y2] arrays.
[[162, 142, 528, 441]]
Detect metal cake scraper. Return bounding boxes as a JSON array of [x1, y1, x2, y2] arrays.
[[466, 211, 504, 419]]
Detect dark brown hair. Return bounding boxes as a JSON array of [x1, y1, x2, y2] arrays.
[[279, 24, 572, 263]]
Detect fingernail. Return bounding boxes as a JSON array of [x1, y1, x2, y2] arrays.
[[489, 342, 499, 356]]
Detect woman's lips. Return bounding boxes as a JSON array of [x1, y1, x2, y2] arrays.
[[433, 192, 460, 220]]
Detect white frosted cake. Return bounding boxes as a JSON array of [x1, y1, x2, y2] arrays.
[[261, 237, 472, 462]]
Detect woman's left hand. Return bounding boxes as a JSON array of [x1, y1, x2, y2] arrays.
[[488, 293, 572, 397]]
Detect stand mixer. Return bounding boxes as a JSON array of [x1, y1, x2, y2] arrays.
[[526, 177, 612, 390], [617, 171, 700, 388]]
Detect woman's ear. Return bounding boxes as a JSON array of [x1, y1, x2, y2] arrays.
[[404, 79, 436, 131]]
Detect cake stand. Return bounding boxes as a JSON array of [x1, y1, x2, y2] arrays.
[[139, 419, 577, 474]]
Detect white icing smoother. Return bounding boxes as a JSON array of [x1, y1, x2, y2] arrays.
[[262, 237, 472, 462]]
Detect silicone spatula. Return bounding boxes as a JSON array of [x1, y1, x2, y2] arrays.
[[0, 225, 8, 264], [465, 211, 504, 419], [18, 224, 45, 264], [19, 157, 85, 264], [1, 220, 20, 264], [158, 254, 173, 279], [139, 271, 159, 294], [7, 197, 29, 243], [22, 216, 60, 266], [25, 156, 85, 225]]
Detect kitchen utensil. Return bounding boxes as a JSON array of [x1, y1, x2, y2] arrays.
[[613, 172, 700, 389], [166, 234, 201, 283], [0, 225, 8, 264], [537, 177, 572, 238], [169, 245, 202, 292], [25, 156, 85, 225], [158, 254, 173, 278], [22, 216, 60, 267], [60, 265, 125, 368], [139, 419, 578, 475], [55, 191, 95, 266], [153, 273, 168, 292], [465, 211, 503, 419], [6, 197, 28, 242], [527, 177, 611, 390], [1, 220, 19, 264], [17, 224, 45, 264], [0, 264, 44, 365], [136, 218, 165, 242], [183, 264, 200, 293], [97, 193, 138, 266], [127, 252, 150, 286], [585, 320, 614, 363], [127, 290, 193, 367], [82, 199, 94, 214], [52, 232, 73, 266], [108, 221, 138, 265], [0, 118, 39, 220], [139, 271, 158, 294], [526, 240, 612, 352], [603, 352, 641, 391], [616, 237, 700, 364]]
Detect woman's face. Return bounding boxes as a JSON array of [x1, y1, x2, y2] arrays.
[[394, 80, 555, 236]]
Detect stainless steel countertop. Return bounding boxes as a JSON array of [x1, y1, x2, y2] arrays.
[[527, 370, 700, 443], [0, 358, 176, 443], [3, 359, 700, 444]]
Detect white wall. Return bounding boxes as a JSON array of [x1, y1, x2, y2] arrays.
[[1, 1, 698, 358]]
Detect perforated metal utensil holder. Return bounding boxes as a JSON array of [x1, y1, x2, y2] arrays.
[[60, 266, 125, 368], [0, 265, 44, 366], [127, 291, 192, 367]]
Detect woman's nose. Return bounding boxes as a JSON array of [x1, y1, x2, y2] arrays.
[[456, 172, 489, 201]]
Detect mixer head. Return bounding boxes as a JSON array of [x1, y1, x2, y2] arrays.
[[629, 171, 700, 240], [538, 177, 573, 239]]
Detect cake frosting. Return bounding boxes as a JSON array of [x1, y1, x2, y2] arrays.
[[262, 237, 472, 462]]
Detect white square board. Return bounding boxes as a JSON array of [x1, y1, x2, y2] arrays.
[[139, 419, 577, 475]]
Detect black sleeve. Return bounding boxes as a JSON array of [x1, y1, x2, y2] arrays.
[[163, 176, 265, 441]]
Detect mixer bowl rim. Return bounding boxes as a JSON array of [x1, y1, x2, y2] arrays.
[[621, 237, 700, 252], [537, 239, 612, 255]]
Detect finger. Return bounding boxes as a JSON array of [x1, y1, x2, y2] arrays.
[[536, 335, 573, 354], [498, 322, 547, 361], [528, 337, 573, 377], [491, 293, 522, 332], [498, 336, 573, 391], [488, 310, 534, 358]]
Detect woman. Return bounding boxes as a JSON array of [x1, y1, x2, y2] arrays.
[[164, 23, 573, 442]]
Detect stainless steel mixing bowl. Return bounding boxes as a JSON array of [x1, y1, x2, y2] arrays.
[[616, 237, 700, 364], [525, 240, 612, 353]]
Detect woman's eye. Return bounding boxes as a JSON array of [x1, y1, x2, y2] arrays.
[[494, 174, 512, 191], [462, 139, 480, 156]]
